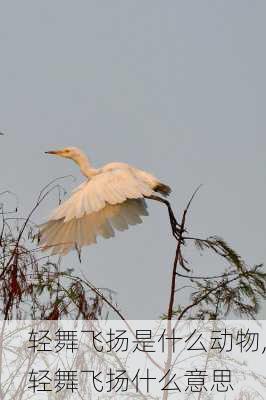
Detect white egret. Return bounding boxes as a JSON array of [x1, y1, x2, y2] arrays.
[[39, 147, 176, 255]]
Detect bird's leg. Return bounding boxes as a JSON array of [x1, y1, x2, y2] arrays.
[[145, 195, 182, 239]]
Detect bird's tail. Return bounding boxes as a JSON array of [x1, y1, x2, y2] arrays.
[[154, 182, 171, 196]]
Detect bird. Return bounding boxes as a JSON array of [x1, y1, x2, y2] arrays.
[[39, 146, 174, 255]]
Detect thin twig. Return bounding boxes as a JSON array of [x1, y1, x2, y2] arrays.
[[162, 185, 202, 400]]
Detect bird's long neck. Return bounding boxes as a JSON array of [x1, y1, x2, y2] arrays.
[[74, 153, 98, 178]]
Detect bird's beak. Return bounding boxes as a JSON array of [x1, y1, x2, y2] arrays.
[[45, 150, 61, 155]]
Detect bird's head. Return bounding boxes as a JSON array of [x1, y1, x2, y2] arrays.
[[45, 147, 84, 162], [45, 146, 95, 177]]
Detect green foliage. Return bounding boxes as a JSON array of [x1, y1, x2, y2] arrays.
[[194, 235, 246, 272]]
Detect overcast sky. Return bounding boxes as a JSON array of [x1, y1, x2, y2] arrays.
[[0, 1, 265, 319]]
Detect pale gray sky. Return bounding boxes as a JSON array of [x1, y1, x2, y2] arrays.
[[0, 1, 265, 318]]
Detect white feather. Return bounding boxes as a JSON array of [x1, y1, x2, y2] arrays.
[[40, 147, 170, 255]]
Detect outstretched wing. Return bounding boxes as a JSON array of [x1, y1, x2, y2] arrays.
[[39, 168, 154, 255]]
